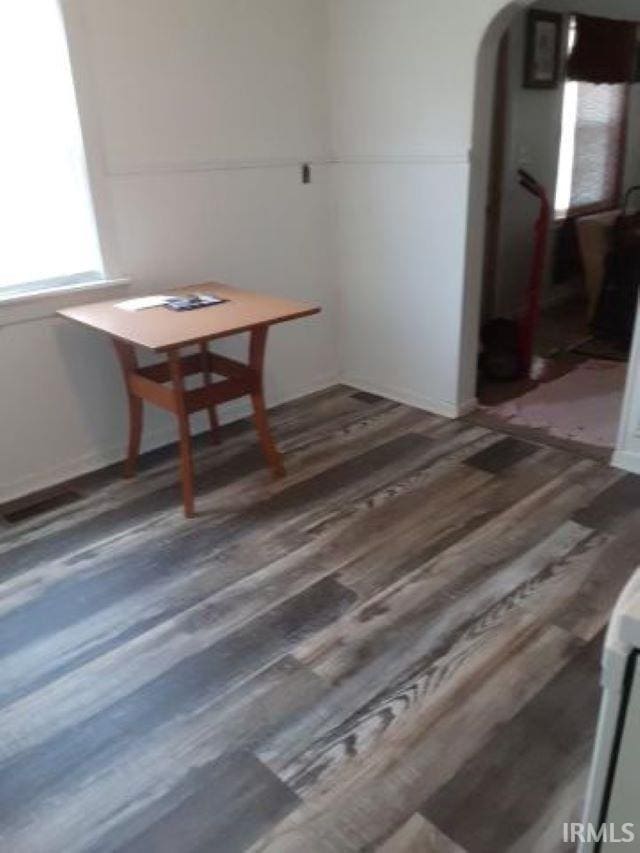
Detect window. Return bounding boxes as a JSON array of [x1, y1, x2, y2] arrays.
[[0, 0, 103, 296], [555, 18, 627, 217]]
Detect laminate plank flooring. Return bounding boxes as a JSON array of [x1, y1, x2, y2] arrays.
[[421, 634, 603, 853], [0, 385, 637, 853]]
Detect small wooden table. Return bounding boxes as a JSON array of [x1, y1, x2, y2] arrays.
[[59, 283, 320, 516]]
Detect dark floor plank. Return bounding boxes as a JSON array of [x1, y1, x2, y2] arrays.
[[251, 621, 583, 852], [464, 436, 538, 474], [573, 472, 640, 531], [337, 446, 596, 600], [377, 814, 464, 853], [1, 657, 325, 853], [420, 634, 603, 853], [0, 576, 355, 824], [528, 510, 640, 642], [102, 751, 298, 853], [350, 391, 385, 404], [2, 487, 83, 524]]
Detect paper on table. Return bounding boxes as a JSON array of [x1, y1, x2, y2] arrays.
[[115, 295, 168, 312]]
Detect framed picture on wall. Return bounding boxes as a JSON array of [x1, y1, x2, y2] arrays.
[[524, 10, 563, 88]]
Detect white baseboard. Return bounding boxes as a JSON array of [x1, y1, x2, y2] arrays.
[[342, 375, 476, 419], [0, 424, 188, 507], [611, 449, 640, 476], [0, 372, 339, 506]]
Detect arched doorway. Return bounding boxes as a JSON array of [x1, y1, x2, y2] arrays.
[[462, 0, 640, 470]]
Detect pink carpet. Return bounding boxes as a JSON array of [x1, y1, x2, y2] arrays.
[[483, 359, 627, 448]]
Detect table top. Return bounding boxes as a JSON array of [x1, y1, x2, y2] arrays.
[[58, 283, 320, 351]]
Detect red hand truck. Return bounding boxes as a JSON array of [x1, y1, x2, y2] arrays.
[[517, 168, 551, 376]]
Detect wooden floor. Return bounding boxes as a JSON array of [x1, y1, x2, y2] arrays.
[[2, 385, 639, 853]]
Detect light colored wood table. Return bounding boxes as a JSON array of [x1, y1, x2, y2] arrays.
[[59, 283, 320, 516]]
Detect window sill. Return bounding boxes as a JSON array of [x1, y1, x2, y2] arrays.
[[0, 276, 130, 307], [554, 204, 620, 224], [0, 277, 131, 329]]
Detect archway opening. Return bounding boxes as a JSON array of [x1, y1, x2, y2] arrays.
[[463, 0, 640, 461]]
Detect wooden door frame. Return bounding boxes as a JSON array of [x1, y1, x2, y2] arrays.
[[481, 31, 510, 320]]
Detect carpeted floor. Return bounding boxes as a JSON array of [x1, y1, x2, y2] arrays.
[[481, 359, 628, 448]]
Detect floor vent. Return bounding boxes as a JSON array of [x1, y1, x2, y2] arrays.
[[351, 391, 384, 404], [2, 488, 82, 524]]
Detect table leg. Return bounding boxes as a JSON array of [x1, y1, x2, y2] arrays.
[[168, 349, 195, 517], [199, 341, 221, 445], [112, 338, 143, 479], [249, 326, 285, 478]]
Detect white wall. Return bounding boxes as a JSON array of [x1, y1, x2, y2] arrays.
[[0, 0, 338, 503], [329, 0, 504, 417]]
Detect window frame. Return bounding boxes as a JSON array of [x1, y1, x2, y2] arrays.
[[562, 83, 629, 221], [554, 16, 630, 222], [0, 1, 124, 307]]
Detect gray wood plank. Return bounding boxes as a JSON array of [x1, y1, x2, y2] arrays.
[[0, 430, 428, 659], [376, 814, 465, 853], [464, 436, 538, 473], [420, 634, 603, 853], [0, 576, 355, 822], [0, 657, 326, 853], [338, 448, 603, 601], [350, 391, 386, 404], [100, 751, 299, 853], [250, 622, 583, 852], [573, 472, 640, 531], [260, 523, 592, 795]]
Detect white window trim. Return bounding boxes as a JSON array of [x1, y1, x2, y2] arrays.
[[0, 273, 115, 302], [0, 275, 130, 307], [0, 276, 131, 330]]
